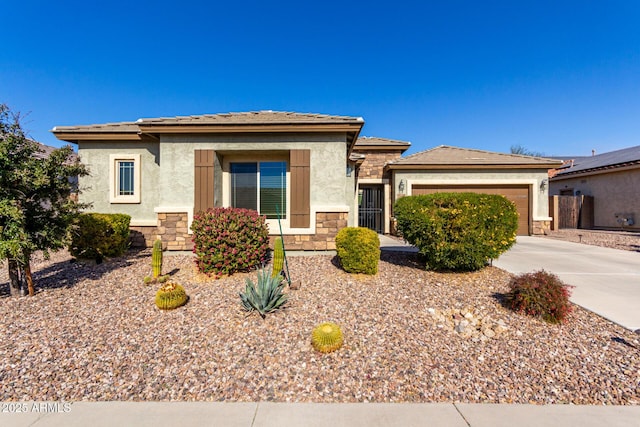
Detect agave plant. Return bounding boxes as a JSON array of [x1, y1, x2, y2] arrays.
[[239, 267, 287, 318]]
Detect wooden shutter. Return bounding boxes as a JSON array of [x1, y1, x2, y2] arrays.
[[290, 149, 310, 228], [194, 150, 215, 213]]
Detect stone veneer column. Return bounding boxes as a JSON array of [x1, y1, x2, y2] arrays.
[[533, 220, 551, 235], [156, 212, 193, 251], [280, 212, 348, 251]]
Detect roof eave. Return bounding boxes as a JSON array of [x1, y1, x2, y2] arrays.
[[136, 122, 364, 134], [51, 131, 145, 143], [551, 162, 640, 180], [385, 163, 561, 171], [353, 144, 411, 152]]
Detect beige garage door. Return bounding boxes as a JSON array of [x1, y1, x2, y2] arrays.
[[411, 185, 531, 235]]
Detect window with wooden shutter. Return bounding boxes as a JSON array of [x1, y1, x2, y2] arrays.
[[290, 149, 310, 228], [194, 150, 215, 213]]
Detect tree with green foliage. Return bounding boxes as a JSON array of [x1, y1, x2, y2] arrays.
[[0, 104, 89, 297]]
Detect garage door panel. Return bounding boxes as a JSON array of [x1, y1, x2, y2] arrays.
[[411, 185, 530, 235]]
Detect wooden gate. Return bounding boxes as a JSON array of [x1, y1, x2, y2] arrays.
[[551, 195, 594, 229]]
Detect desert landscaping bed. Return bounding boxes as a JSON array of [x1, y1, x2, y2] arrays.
[[1, 249, 639, 404]]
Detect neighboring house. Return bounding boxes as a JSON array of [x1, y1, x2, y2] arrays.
[[52, 111, 560, 250], [549, 145, 640, 230], [385, 146, 562, 235]]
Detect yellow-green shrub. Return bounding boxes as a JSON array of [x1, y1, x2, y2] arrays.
[[393, 193, 517, 271], [335, 227, 380, 274], [69, 213, 131, 260]]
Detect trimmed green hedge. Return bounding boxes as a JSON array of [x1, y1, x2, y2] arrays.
[[393, 193, 518, 271], [69, 213, 131, 260], [335, 227, 380, 274]]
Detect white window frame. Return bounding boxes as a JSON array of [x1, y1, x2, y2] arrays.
[[109, 154, 141, 204]]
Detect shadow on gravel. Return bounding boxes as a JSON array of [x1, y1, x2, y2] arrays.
[[329, 251, 425, 271], [380, 251, 425, 270], [0, 248, 148, 297], [491, 292, 508, 308], [611, 336, 639, 350]]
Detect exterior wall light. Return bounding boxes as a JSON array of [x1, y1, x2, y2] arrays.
[[398, 179, 405, 194]]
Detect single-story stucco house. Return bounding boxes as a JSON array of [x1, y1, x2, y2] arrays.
[[549, 145, 640, 230], [52, 111, 561, 250]]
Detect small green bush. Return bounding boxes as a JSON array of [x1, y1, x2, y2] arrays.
[[69, 213, 131, 260], [393, 193, 518, 271], [335, 227, 380, 274], [191, 207, 269, 277], [504, 270, 573, 324]]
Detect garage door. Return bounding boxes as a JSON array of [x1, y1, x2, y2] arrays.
[[411, 185, 530, 235]]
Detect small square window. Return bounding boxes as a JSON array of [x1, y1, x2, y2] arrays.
[[110, 154, 141, 203]]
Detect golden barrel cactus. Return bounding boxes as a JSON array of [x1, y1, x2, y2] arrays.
[[311, 322, 343, 353], [155, 282, 188, 310]]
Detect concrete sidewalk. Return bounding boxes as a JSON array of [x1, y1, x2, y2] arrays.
[[494, 236, 640, 331], [1, 402, 639, 427]]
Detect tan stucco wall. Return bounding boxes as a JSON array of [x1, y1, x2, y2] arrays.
[[77, 141, 160, 225], [550, 167, 640, 229], [79, 132, 355, 234], [392, 169, 552, 220]]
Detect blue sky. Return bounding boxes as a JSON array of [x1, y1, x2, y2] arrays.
[[2, 0, 639, 156]]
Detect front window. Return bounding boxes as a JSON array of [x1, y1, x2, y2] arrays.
[[117, 161, 135, 196], [109, 154, 141, 203], [230, 161, 286, 219]]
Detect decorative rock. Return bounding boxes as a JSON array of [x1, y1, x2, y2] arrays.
[[483, 328, 496, 338], [430, 307, 508, 340], [455, 320, 470, 334]]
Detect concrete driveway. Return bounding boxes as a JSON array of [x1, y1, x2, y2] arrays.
[[494, 236, 640, 331]]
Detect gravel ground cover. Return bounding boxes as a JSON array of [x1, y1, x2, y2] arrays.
[[541, 229, 640, 252], [1, 248, 639, 404]]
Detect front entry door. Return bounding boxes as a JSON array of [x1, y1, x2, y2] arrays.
[[358, 185, 384, 233]]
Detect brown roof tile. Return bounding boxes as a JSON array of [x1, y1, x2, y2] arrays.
[[52, 111, 364, 135], [138, 110, 364, 125], [52, 121, 140, 133], [387, 145, 562, 168], [355, 136, 411, 147]]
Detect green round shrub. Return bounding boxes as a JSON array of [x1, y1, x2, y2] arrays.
[[504, 270, 573, 324], [335, 227, 380, 274], [393, 193, 518, 271], [69, 213, 131, 260]]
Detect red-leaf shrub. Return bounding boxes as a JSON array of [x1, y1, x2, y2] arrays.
[[504, 270, 573, 324], [191, 207, 269, 277]]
